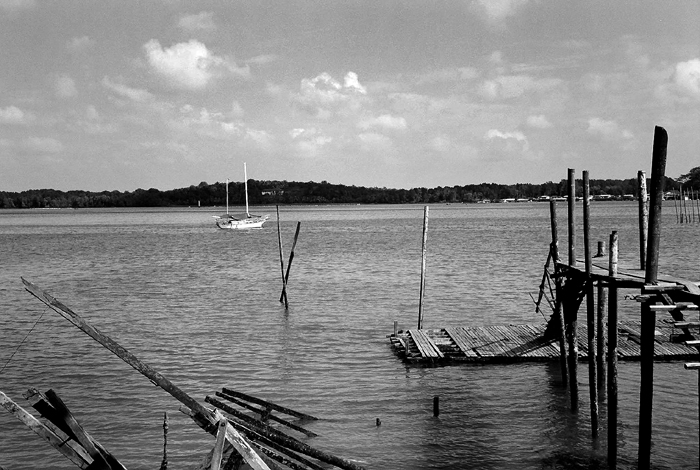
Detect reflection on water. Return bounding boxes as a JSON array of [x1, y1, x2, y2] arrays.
[[0, 203, 698, 469]]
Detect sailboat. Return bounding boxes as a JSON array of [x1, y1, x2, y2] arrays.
[[213, 163, 269, 229]]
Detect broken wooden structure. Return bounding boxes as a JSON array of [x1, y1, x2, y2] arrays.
[[5, 278, 366, 470]]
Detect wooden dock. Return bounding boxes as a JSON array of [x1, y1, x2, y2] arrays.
[[389, 320, 700, 363]]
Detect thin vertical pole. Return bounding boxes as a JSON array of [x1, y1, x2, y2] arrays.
[[279, 222, 301, 303], [638, 170, 648, 271], [639, 125, 667, 470], [160, 412, 168, 470], [566, 169, 579, 411], [674, 189, 679, 223], [244, 162, 250, 217], [418, 206, 429, 329], [276, 205, 288, 309], [583, 170, 598, 437], [550, 200, 569, 387], [608, 231, 619, 469], [597, 254, 607, 395]]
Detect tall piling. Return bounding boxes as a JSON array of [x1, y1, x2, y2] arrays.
[[566, 169, 579, 411], [608, 231, 619, 469], [583, 170, 598, 436], [550, 200, 569, 387], [638, 170, 648, 271], [417, 206, 429, 329], [638, 126, 667, 470]]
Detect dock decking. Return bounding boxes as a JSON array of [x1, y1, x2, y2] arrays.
[[389, 320, 700, 363]]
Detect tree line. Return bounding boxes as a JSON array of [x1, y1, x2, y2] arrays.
[[2, 167, 698, 209]]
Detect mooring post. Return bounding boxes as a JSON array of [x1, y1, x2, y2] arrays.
[[279, 222, 301, 304], [276, 206, 289, 309], [583, 170, 599, 437], [608, 231, 619, 469], [160, 412, 168, 470], [684, 363, 700, 464], [638, 170, 648, 271], [597, 244, 607, 395], [638, 126, 667, 470], [418, 206, 429, 330], [567, 168, 579, 411], [433, 396, 439, 417], [550, 200, 569, 387]]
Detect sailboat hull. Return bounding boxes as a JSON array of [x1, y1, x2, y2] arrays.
[[215, 215, 269, 229]]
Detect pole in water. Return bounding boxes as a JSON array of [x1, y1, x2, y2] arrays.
[[418, 206, 429, 330], [608, 231, 619, 469], [433, 396, 439, 417], [595, 241, 605, 257], [160, 412, 168, 470], [583, 170, 599, 437], [550, 200, 569, 388], [638, 170, 648, 270], [276, 205, 288, 309], [279, 222, 301, 303]]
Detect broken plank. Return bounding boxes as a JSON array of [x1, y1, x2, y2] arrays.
[[444, 327, 478, 357], [219, 388, 317, 421]]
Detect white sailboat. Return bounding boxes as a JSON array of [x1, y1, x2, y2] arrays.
[[213, 163, 269, 229]]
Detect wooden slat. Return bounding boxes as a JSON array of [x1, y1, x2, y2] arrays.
[[408, 330, 443, 358], [446, 327, 479, 357]]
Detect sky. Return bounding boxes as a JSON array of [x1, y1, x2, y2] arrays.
[[0, 1, 699, 192]]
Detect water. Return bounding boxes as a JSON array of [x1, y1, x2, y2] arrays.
[[0, 203, 698, 469]]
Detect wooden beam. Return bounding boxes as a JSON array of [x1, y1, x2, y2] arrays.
[[219, 388, 318, 421]]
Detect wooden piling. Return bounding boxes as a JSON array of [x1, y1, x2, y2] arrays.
[[596, 256, 607, 395], [279, 222, 301, 304], [684, 363, 700, 464], [160, 412, 168, 470], [638, 126, 667, 470], [638, 170, 648, 270], [418, 206, 429, 330], [583, 170, 598, 437], [608, 231, 619, 469], [550, 200, 569, 387], [433, 396, 439, 417], [276, 206, 288, 309], [566, 169, 579, 411]]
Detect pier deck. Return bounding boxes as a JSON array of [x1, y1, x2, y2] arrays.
[[389, 320, 700, 363]]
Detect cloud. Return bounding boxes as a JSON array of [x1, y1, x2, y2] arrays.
[[178, 11, 216, 31], [290, 128, 332, 157], [470, 0, 531, 25], [102, 76, 153, 102], [344, 72, 367, 94], [526, 114, 552, 129], [673, 58, 700, 99], [247, 54, 277, 65], [0, 105, 32, 124], [587, 117, 633, 140], [295, 72, 368, 116], [22, 136, 63, 153], [67, 36, 95, 53], [358, 132, 393, 151], [358, 114, 407, 130], [144, 39, 249, 90], [480, 74, 561, 99], [485, 129, 529, 151], [54, 74, 77, 98]]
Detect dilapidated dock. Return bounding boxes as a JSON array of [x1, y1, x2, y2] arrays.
[[390, 319, 700, 363]]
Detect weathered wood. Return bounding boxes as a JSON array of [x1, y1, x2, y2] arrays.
[[566, 168, 579, 412], [279, 222, 301, 304], [418, 206, 429, 329], [220, 388, 318, 421], [550, 200, 569, 387], [408, 329, 443, 358], [211, 418, 229, 470], [638, 170, 648, 270], [583, 170, 599, 437], [0, 391, 91, 469], [214, 409, 272, 470], [276, 206, 288, 309]]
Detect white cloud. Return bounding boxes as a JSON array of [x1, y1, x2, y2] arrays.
[[245, 129, 273, 150], [526, 114, 552, 129], [344, 72, 367, 94], [358, 114, 407, 131], [587, 117, 633, 140], [471, 0, 531, 24], [673, 58, 700, 98], [102, 76, 153, 102], [485, 129, 529, 151], [67, 36, 94, 53], [54, 74, 77, 98], [144, 39, 249, 90], [296, 72, 368, 116], [480, 75, 561, 99], [178, 12, 216, 31], [358, 132, 393, 150], [0, 105, 32, 124]]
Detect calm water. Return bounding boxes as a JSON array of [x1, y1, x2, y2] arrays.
[[0, 202, 698, 469]]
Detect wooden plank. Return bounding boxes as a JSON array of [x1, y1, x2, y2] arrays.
[[444, 327, 478, 357], [408, 330, 443, 358], [0, 391, 91, 469], [213, 410, 271, 470], [454, 327, 481, 357], [211, 418, 228, 470]]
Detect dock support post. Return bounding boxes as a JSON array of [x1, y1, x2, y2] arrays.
[[596, 254, 607, 396], [418, 206, 429, 329], [566, 168, 579, 411], [583, 170, 598, 437], [638, 126, 667, 470], [608, 231, 619, 469], [433, 396, 439, 417], [160, 412, 168, 470], [550, 200, 569, 387], [638, 170, 648, 271]]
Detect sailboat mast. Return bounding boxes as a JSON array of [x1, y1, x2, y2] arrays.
[[244, 162, 250, 217], [225, 178, 229, 215]]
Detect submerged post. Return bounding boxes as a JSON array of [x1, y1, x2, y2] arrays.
[[418, 206, 429, 329], [639, 126, 667, 470], [160, 412, 168, 470], [583, 170, 598, 437], [276, 206, 288, 309], [550, 200, 569, 387], [638, 170, 648, 271], [566, 169, 579, 411], [608, 231, 619, 469], [279, 222, 301, 304]]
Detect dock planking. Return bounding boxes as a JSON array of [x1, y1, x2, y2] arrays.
[[390, 320, 700, 363]]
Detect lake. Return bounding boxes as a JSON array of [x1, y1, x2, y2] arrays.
[[0, 202, 698, 469]]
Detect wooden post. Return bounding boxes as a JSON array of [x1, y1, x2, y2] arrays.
[[567, 169, 579, 411], [638, 170, 648, 271], [608, 231, 619, 469], [160, 412, 168, 470], [433, 396, 440, 417], [276, 206, 288, 309], [597, 254, 607, 395], [418, 206, 429, 330], [279, 222, 301, 303], [550, 200, 569, 387], [684, 363, 700, 464], [583, 170, 598, 437], [393, 321, 398, 336], [639, 126, 667, 470], [596, 241, 605, 257]]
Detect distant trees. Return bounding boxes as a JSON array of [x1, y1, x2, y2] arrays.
[[0, 170, 694, 209]]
